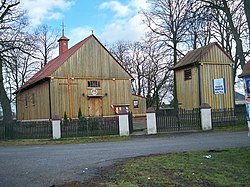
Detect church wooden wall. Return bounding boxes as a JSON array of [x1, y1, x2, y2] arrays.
[[49, 35, 145, 118], [16, 35, 146, 120], [16, 81, 50, 120], [50, 78, 146, 118], [131, 95, 147, 116]]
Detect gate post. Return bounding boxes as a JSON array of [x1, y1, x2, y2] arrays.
[[52, 115, 61, 139], [146, 107, 157, 134], [199, 103, 212, 131], [118, 110, 129, 136]]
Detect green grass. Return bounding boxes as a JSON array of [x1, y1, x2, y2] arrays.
[[90, 147, 250, 187], [0, 136, 130, 146], [213, 123, 248, 132]]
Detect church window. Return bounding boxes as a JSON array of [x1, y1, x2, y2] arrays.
[[88, 81, 100, 87]]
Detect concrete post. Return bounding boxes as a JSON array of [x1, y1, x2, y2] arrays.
[[52, 115, 61, 139], [118, 110, 129, 136], [199, 103, 212, 131], [146, 107, 157, 134]]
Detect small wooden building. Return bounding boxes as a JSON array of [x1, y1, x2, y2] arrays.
[[173, 42, 234, 110], [15, 34, 146, 120]]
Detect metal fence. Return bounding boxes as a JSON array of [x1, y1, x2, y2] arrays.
[[212, 105, 247, 127], [0, 121, 52, 140], [156, 108, 201, 132], [61, 116, 119, 138], [0, 116, 119, 140]]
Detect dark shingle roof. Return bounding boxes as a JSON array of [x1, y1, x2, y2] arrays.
[[173, 42, 233, 70], [239, 60, 250, 78]]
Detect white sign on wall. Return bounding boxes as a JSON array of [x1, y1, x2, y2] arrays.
[[212, 78, 226, 94]]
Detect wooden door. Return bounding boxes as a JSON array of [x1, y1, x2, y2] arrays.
[[88, 98, 103, 116]]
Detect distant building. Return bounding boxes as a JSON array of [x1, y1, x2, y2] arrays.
[[173, 42, 234, 109], [235, 91, 245, 105], [15, 34, 146, 120]]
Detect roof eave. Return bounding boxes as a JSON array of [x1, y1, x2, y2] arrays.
[[14, 77, 50, 94]]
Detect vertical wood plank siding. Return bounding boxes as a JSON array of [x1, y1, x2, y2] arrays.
[[200, 63, 234, 109], [176, 45, 234, 110], [52, 37, 131, 79], [200, 45, 234, 109], [176, 66, 199, 109], [16, 36, 146, 120], [50, 37, 145, 117], [50, 78, 145, 118], [16, 81, 50, 120]]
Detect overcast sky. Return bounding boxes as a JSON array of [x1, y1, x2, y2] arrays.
[[20, 0, 150, 46]]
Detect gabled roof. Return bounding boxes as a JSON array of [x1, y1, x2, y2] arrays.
[[238, 60, 250, 78], [15, 34, 133, 93], [173, 42, 234, 70]]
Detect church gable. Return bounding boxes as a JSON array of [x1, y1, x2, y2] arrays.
[[52, 35, 132, 80]]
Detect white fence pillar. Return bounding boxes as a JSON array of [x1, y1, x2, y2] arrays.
[[146, 108, 157, 135], [119, 111, 129, 136], [199, 103, 212, 131], [52, 115, 61, 139]]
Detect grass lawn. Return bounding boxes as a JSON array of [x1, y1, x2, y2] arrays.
[[0, 136, 130, 146], [213, 124, 248, 132], [86, 147, 250, 187]]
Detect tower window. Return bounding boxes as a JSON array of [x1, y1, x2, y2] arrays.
[[184, 69, 192, 80]]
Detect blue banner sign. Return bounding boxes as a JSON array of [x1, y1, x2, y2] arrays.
[[212, 78, 226, 94]]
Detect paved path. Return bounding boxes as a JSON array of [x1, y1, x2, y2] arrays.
[[0, 131, 249, 187]]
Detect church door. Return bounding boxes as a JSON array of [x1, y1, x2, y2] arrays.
[[88, 98, 103, 116]]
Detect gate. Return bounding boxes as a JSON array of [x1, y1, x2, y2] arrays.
[[156, 108, 201, 132]]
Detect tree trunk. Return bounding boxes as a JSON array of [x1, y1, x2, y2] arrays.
[[243, 0, 250, 48], [223, 0, 245, 69], [173, 33, 179, 108], [0, 60, 13, 123]]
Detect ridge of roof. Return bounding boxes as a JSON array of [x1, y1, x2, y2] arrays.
[[90, 35, 134, 79], [173, 42, 233, 70], [15, 35, 93, 93], [15, 34, 134, 93]]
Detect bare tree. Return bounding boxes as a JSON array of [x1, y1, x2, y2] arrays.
[[0, 0, 32, 122], [108, 40, 133, 74], [108, 40, 147, 94], [243, 0, 250, 48], [201, 0, 246, 70], [109, 32, 173, 109], [34, 24, 59, 68], [143, 0, 194, 107], [142, 33, 173, 109]]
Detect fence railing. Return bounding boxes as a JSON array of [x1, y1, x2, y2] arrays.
[[0, 121, 52, 140], [156, 108, 201, 132], [0, 116, 119, 140], [212, 105, 247, 127], [61, 116, 119, 138]]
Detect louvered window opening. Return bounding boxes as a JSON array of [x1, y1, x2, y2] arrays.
[[184, 69, 192, 80]]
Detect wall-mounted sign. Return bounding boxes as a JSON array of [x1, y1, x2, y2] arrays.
[[111, 104, 129, 114], [91, 88, 98, 96], [212, 78, 226, 94]]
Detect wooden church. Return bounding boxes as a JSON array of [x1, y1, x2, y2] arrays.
[[15, 33, 146, 120], [173, 42, 234, 110]]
